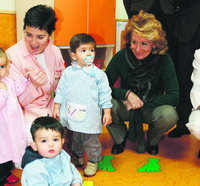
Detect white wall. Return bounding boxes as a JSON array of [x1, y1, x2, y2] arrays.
[[115, 1, 128, 52], [116, 0, 128, 20], [0, 0, 15, 12], [16, 0, 53, 41]]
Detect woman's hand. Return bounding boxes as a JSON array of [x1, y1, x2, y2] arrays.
[[25, 67, 48, 88], [127, 91, 144, 109], [0, 81, 7, 90]]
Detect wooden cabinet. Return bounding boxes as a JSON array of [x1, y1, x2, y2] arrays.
[[88, 0, 115, 45], [54, 0, 116, 46], [54, 0, 87, 46]]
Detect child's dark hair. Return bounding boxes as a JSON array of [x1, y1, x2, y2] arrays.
[[31, 116, 64, 141], [23, 4, 57, 35], [70, 33, 96, 53]]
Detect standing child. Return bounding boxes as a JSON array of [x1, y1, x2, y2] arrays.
[[0, 47, 28, 185], [53, 33, 112, 177], [21, 116, 82, 185]]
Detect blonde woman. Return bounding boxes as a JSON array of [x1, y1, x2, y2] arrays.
[[105, 10, 179, 155]]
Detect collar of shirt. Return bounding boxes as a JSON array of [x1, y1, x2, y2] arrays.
[[71, 61, 96, 77]]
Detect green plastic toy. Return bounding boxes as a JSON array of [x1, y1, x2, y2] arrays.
[[98, 156, 116, 171], [137, 158, 161, 172]]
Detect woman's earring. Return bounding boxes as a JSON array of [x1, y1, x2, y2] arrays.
[[152, 47, 156, 54]]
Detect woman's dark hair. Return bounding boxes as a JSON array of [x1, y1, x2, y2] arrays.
[[31, 116, 64, 141], [23, 4, 57, 35], [70, 33, 96, 53]]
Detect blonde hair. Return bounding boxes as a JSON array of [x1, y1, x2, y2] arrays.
[[123, 10, 168, 54], [0, 47, 9, 66]]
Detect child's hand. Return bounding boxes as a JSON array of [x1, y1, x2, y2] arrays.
[[52, 103, 61, 120], [52, 109, 60, 120], [72, 183, 82, 186], [102, 113, 112, 126], [24, 67, 48, 87], [102, 108, 112, 126], [0, 81, 7, 90]]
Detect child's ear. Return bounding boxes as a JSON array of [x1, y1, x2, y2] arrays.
[[30, 141, 38, 151], [61, 138, 65, 146], [70, 52, 77, 60]]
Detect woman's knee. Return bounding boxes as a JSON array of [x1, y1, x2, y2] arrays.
[[151, 105, 178, 130]]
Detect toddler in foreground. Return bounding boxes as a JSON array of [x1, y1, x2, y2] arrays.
[[21, 116, 82, 186]]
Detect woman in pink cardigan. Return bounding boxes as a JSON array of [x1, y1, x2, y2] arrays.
[[6, 5, 65, 143]]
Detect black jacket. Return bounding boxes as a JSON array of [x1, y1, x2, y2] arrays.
[[21, 146, 43, 169]]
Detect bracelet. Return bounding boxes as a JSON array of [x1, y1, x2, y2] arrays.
[[125, 90, 131, 100]]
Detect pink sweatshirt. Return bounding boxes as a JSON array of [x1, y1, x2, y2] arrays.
[[6, 38, 65, 125], [0, 77, 28, 163]]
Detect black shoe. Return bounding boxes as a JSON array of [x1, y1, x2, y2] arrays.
[[147, 144, 159, 155], [111, 140, 126, 155], [198, 150, 200, 159], [168, 127, 190, 138]]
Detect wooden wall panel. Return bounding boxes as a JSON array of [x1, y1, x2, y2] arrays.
[[0, 13, 16, 50]]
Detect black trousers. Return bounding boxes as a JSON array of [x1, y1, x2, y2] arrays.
[[0, 161, 14, 186], [173, 25, 200, 129]]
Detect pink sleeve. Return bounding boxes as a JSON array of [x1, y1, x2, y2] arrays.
[[0, 89, 8, 109], [14, 77, 30, 96]]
